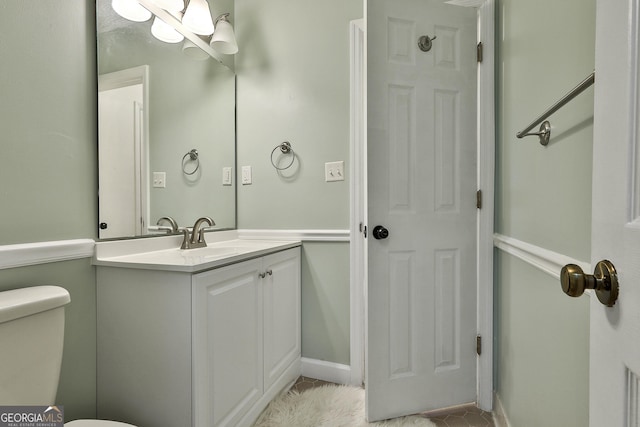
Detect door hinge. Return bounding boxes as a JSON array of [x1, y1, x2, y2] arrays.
[[476, 189, 482, 209], [477, 42, 483, 63], [476, 335, 482, 356], [360, 222, 368, 238]]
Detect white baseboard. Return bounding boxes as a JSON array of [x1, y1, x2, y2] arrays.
[[492, 393, 512, 427], [300, 357, 351, 385]]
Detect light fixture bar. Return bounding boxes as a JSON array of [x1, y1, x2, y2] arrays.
[[137, 0, 224, 63]]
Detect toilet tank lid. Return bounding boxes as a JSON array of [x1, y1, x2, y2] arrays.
[[0, 286, 70, 324]]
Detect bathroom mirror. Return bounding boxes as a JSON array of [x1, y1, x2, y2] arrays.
[[96, 0, 236, 239]]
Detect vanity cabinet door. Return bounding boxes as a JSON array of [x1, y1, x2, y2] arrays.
[[263, 248, 301, 390], [192, 259, 264, 427]]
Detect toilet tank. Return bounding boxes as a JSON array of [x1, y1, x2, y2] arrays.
[[0, 286, 71, 405]]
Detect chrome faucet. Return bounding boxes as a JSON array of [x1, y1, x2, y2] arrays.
[[180, 217, 215, 249], [156, 216, 178, 233]]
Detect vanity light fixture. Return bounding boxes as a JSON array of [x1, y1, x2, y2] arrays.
[[151, 13, 184, 43], [210, 13, 238, 55], [182, 0, 215, 35], [182, 39, 210, 60], [111, 0, 152, 22], [149, 0, 184, 13], [113, 0, 239, 59]]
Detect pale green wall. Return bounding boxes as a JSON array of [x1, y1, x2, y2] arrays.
[[235, 0, 360, 230], [301, 243, 351, 364], [235, 0, 362, 365], [0, 1, 97, 244], [0, 0, 98, 420], [496, 0, 595, 425]]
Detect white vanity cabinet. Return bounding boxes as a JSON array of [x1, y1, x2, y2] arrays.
[[192, 248, 301, 426], [96, 246, 301, 427]]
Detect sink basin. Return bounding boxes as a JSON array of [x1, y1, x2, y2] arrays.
[[180, 246, 241, 261]]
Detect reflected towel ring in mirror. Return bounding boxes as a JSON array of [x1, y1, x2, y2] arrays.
[[270, 141, 296, 170], [182, 148, 200, 175]]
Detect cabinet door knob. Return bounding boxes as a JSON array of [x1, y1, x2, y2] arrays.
[[259, 272, 266, 279], [560, 260, 619, 307], [266, 269, 273, 276]]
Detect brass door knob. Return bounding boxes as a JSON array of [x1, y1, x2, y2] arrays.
[[560, 260, 619, 307]]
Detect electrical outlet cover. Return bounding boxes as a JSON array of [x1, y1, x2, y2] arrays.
[[222, 167, 233, 185], [153, 172, 166, 188], [241, 166, 252, 185]]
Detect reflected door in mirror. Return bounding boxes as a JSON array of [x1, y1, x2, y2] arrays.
[[98, 66, 149, 239]]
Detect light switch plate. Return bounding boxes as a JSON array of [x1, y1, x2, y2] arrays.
[[153, 172, 166, 188], [222, 167, 233, 186], [325, 161, 345, 182], [241, 166, 252, 185]]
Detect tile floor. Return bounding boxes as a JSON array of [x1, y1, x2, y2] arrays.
[[291, 376, 495, 427], [425, 405, 495, 427], [291, 376, 337, 393]]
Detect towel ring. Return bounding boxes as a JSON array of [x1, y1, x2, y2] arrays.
[[270, 141, 296, 170], [182, 149, 200, 175]]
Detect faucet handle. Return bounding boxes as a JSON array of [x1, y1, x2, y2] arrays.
[[156, 216, 179, 233], [191, 217, 216, 244], [178, 227, 192, 250], [196, 226, 217, 243]]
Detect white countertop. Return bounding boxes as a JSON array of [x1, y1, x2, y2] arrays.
[[93, 232, 301, 273]]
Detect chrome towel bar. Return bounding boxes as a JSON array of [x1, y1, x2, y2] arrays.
[[516, 71, 595, 146]]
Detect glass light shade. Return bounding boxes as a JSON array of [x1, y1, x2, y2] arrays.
[[149, 0, 184, 12], [151, 16, 184, 43], [182, 0, 215, 35], [210, 18, 238, 54], [112, 0, 152, 22], [182, 40, 210, 60]]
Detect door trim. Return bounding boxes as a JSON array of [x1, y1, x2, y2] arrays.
[[350, 18, 366, 387], [476, 0, 495, 410], [353, 0, 495, 410]]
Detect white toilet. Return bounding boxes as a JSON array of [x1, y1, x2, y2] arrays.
[[0, 285, 136, 427]]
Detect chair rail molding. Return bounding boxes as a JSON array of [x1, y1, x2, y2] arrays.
[[0, 239, 95, 270], [237, 229, 350, 242], [493, 233, 591, 280]]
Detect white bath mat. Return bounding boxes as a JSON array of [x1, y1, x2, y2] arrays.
[[253, 385, 436, 427]]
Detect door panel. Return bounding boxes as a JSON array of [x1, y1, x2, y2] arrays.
[[367, 0, 478, 421], [590, 0, 640, 425]]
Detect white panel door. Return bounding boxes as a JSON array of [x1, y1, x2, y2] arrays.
[[98, 83, 144, 238], [98, 66, 149, 239], [589, 1, 640, 425], [367, 0, 478, 421]]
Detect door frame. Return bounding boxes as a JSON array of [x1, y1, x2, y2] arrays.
[[350, 0, 495, 411]]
